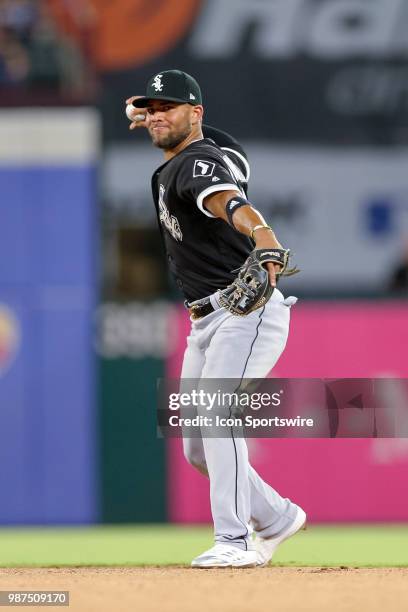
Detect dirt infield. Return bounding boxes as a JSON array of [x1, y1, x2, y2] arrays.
[[0, 567, 407, 612]]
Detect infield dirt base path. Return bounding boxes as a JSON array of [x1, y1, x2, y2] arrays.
[[0, 568, 407, 612]]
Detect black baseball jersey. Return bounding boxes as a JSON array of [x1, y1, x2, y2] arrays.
[[151, 127, 253, 302], [201, 125, 250, 192]]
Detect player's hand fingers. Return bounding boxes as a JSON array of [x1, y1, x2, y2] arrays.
[[125, 95, 147, 111], [125, 95, 149, 129], [129, 117, 147, 130], [125, 95, 142, 105], [265, 262, 276, 287], [129, 120, 143, 130], [265, 262, 282, 287], [129, 113, 149, 130]]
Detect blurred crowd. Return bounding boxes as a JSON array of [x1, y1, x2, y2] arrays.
[[0, 0, 95, 98]]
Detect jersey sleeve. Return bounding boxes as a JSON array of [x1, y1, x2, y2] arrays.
[[176, 152, 245, 218], [202, 124, 250, 184]]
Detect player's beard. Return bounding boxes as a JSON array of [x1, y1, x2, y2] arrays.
[[150, 121, 192, 151]]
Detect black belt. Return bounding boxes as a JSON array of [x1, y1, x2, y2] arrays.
[[185, 296, 215, 320]]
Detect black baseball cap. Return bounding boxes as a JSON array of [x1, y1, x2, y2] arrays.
[[132, 70, 202, 107]]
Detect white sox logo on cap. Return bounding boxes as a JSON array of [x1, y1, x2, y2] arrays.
[[152, 74, 164, 92]]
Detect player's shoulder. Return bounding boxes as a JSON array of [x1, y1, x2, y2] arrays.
[[181, 139, 246, 175], [201, 124, 250, 183], [220, 146, 250, 183], [181, 138, 225, 162], [175, 138, 249, 188], [182, 139, 250, 184], [174, 139, 229, 175]]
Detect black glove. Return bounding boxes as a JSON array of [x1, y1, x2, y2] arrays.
[[218, 248, 299, 316]]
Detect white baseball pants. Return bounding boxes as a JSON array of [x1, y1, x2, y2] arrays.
[[180, 288, 299, 550]]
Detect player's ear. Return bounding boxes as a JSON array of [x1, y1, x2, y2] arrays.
[[191, 105, 204, 125]]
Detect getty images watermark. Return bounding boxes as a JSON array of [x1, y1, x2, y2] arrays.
[[157, 378, 408, 438], [166, 389, 314, 431]]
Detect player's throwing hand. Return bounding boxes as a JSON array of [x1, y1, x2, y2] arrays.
[[125, 96, 149, 130]]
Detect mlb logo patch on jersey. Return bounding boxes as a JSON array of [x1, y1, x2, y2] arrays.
[[193, 160, 215, 178]]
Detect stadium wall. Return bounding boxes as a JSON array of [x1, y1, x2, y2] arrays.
[[167, 302, 408, 523], [0, 109, 99, 524]]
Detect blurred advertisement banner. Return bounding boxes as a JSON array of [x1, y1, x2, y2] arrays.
[[84, 0, 201, 70], [102, 0, 408, 145], [167, 302, 408, 522], [96, 301, 176, 522], [0, 305, 20, 378], [0, 109, 99, 524], [190, 0, 407, 59], [96, 301, 177, 359], [103, 143, 408, 291]]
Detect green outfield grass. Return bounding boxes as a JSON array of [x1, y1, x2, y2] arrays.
[[0, 525, 407, 567]]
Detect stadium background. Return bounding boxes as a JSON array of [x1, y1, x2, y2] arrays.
[[1, 0, 408, 548]]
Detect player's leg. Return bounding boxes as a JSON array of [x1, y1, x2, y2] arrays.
[[179, 325, 208, 475], [199, 290, 301, 547], [179, 314, 258, 567], [180, 311, 297, 532], [249, 465, 298, 536], [232, 292, 302, 538]]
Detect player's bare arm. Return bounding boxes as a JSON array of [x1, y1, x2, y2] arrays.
[[204, 189, 284, 288]]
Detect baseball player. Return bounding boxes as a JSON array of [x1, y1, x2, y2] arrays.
[[126, 70, 306, 568]]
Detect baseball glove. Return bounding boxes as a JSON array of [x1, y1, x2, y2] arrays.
[[218, 248, 299, 316]]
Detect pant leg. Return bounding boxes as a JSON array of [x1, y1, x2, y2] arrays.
[[199, 291, 298, 546], [180, 324, 208, 476], [183, 441, 297, 537], [249, 466, 297, 537], [233, 293, 298, 536]]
